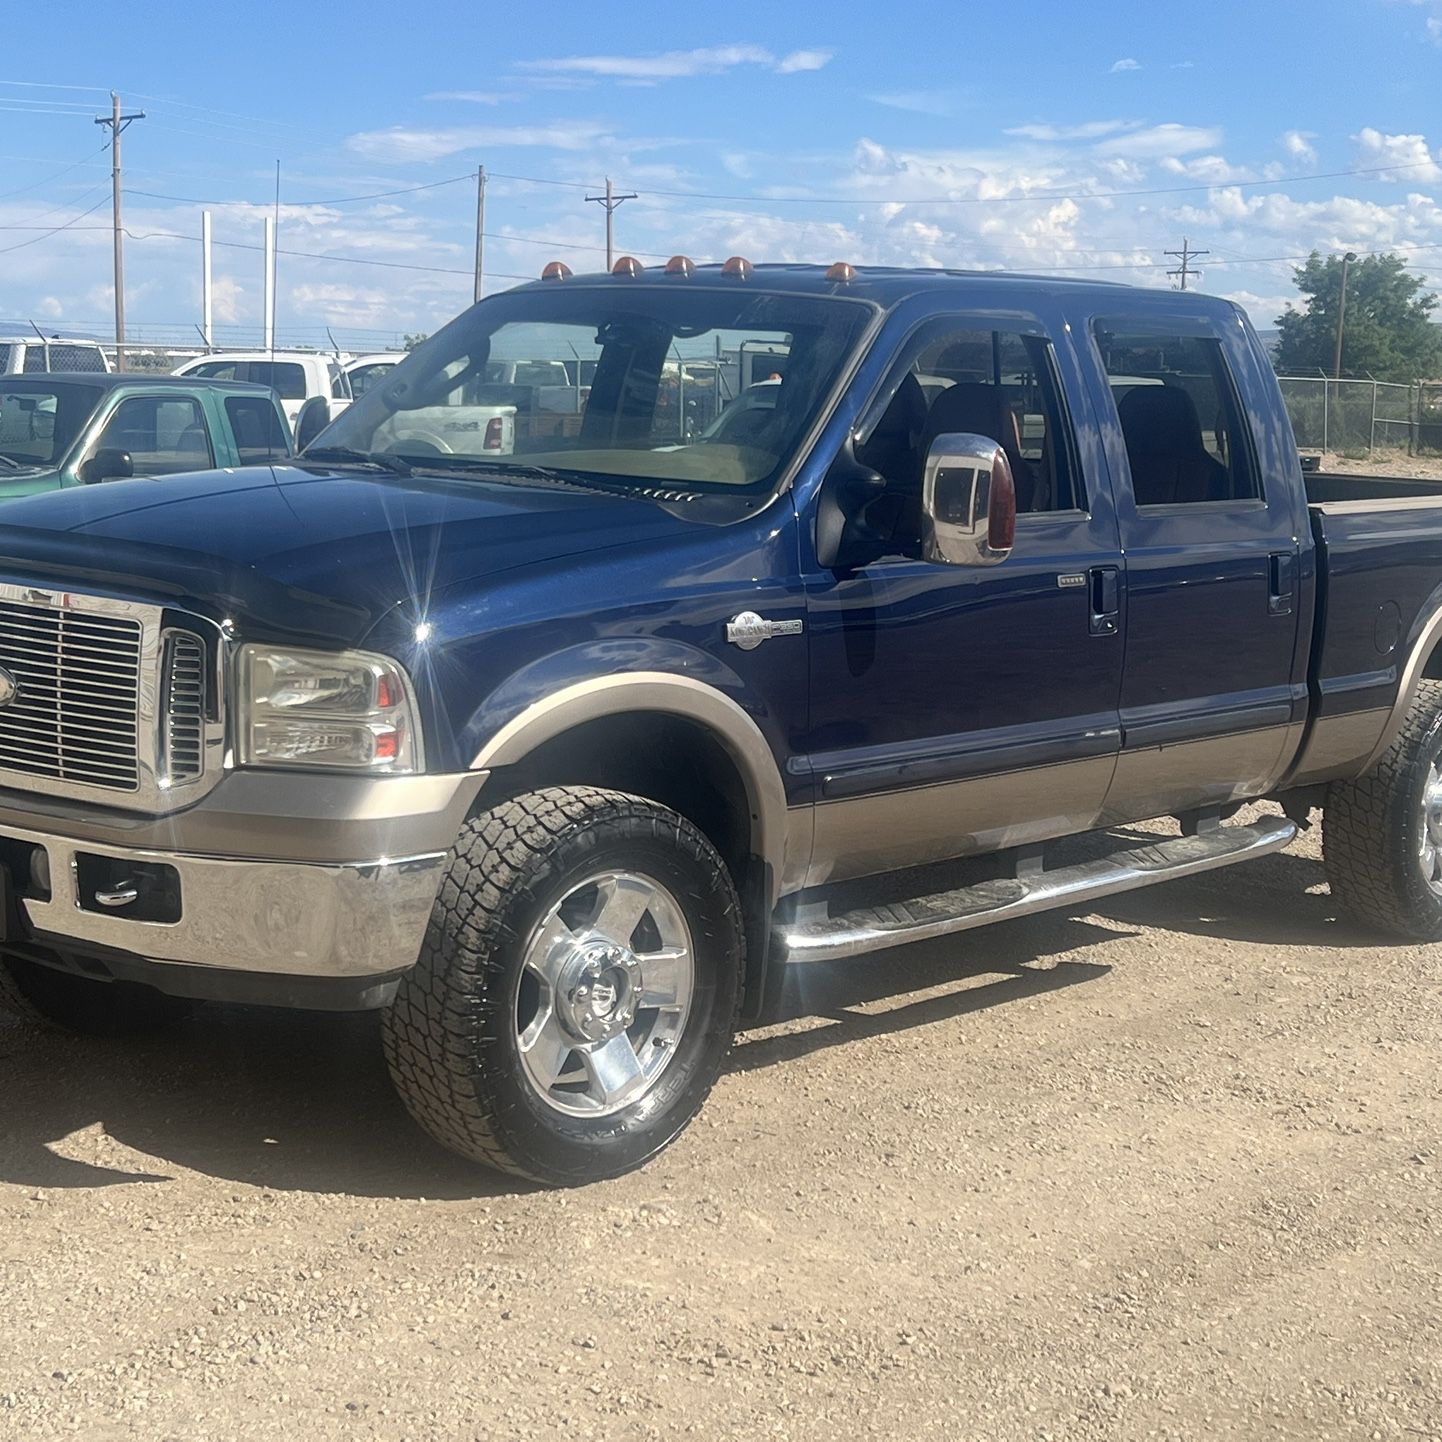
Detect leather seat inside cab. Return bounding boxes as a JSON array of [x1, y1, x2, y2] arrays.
[[922, 382, 1037, 511], [1116, 385, 1229, 505]]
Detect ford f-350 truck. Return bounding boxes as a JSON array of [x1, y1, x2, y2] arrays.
[[2, 260, 1442, 1186]]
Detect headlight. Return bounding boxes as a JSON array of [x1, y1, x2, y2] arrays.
[[237, 645, 422, 773]]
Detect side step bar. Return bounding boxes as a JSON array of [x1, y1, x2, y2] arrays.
[[777, 814, 1297, 964]]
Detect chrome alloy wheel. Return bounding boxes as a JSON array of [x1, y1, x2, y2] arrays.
[[1420, 759, 1442, 895], [516, 870, 695, 1117]]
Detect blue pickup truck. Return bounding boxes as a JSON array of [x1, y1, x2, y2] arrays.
[[2, 260, 1441, 1185]]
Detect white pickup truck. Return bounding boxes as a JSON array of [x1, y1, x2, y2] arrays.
[[172, 351, 352, 428]]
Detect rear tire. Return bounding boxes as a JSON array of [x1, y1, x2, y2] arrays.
[[0, 954, 189, 1035], [1324, 679, 1442, 939], [382, 786, 744, 1185]]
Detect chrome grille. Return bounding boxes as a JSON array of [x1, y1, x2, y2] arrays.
[[0, 599, 142, 791], [160, 631, 207, 784]]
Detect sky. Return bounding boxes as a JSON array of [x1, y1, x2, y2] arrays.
[[1, 0, 1440, 351]]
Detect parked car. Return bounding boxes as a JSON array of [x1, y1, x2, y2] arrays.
[[344, 351, 407, 399], [0, 335, 110, 375], [172, 351, 351, 427], [0, 374, 291, 497], [5, 263, 1442, 1188]]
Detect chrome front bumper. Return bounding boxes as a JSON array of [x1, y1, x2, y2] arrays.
[[0, 769, 489, 979]]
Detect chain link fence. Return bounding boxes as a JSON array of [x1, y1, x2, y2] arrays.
[[1278, 376, 1442, 457]]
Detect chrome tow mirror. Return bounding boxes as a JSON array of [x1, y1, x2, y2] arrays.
[[920, 432, 1016, 567]]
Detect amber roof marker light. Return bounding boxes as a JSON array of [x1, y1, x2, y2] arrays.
[[721, 256, 754, 280], [540, 261, 573, 281], [664, 255, 697, 277], [612, 255, 644, 277], [825, 262, 858, 283]]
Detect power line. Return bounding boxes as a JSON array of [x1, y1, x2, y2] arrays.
[[0, 193, 109, 255], [129, 172, 477, 208], [0, 145, 109, 202], [586, 178, 637, 269]]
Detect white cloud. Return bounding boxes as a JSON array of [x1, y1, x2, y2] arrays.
[[346, 122, 615, 163], [1096, 123, 1224, 159], [776, 49, 833, 74], [423, 91, 515, 105], [867, 91, 958, 117], [1110, 58, 1141, 73], [514, 44, 831, 83], [1006, 120, 1136, 142], [1353, 127, 1441, 181], [1281, 129, 1318, 166], [1159, 154, 1256, 183]]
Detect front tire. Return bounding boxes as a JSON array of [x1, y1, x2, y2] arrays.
[[382, 787, 744, 1185], [1324, 679, 1442, 939]]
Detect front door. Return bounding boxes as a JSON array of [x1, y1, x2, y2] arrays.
[[799, 310, 1126, 887]]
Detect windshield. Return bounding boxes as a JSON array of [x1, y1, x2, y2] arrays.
[[317, 284, 872, 494], [0, 383, 96, 467]]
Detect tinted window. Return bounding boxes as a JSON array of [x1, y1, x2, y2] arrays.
[[92, 396, 212, 476], [0, 385, 95, 466], [1094, 328, 1259, 506], [22, 346, 46, 374], [47, 344, 106, 373], [0, 345, 12, 372], [348, 362, 395, 398], [244, 362, 307, 400], [860, 322, 1081, 514], [329, 362, 351, 400], [225, 396, 289, 464], [188, 361, 240, 381]]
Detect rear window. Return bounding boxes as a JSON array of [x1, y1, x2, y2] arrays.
[[225, 396, 289, 464], [244, 362, 307, 400], [329, 362, 351, 401], [47, 344, 106, 373]]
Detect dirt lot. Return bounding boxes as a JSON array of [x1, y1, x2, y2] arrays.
[[1316, 448, 1442, 480], [1, 807, 1439, 1441]]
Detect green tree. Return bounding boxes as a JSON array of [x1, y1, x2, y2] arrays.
[[1275, 251, 1442, 381], [402, 332, 428, 352]]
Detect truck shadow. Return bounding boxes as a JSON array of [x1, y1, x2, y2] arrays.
[[0, 830, 1367, 1199], [0, 1007, 521, 1201]]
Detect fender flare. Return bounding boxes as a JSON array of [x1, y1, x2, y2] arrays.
[[1360, 596, 1442, 773], [469, 671, 791, 904]]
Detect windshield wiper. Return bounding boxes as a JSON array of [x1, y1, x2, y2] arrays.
[[407, 457, 610, 492], [302, 445, 413, 476], [0, 454, 24, 471]]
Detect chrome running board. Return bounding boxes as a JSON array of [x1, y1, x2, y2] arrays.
[[777, 815, 1297, 964]]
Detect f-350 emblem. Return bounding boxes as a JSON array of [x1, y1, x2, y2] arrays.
[[726, 611, 804, 651]]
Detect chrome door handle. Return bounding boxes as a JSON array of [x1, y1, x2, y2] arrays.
[[94, 884, 139, 908]]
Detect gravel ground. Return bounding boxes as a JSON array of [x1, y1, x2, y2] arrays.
[[1, 806, 1439, 1440]]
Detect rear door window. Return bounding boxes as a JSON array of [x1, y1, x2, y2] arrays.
[[1093, 327, 1260, 506]]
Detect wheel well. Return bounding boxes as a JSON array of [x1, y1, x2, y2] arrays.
[[491, 712, 755, 891], [1423, 643, 1442, 680]]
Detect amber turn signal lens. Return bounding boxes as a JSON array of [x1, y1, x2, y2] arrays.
[[541, 261, 573, 281], [721, 255, 754, 279], [612, 255, 644, 277]]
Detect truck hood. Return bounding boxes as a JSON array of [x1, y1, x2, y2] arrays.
[[0, 463, 704, 646]]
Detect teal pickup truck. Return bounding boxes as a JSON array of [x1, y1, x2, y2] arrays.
[[0, 373, 291, 497]]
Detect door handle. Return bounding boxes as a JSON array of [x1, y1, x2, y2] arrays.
[[1089, 566, 1120, 637], [1268, 552, 1296, 616]]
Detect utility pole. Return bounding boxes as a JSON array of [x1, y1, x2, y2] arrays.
[[201, 210, 213, 351], [94, 92, 144, 371], [585, 177, 637, 270], [1165, 237, 1208, 291], [473, 166, 486, 304], [1333, 250, 1358, 380]]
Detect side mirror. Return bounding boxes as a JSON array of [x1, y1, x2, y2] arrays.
[[294, 396, 332, 452], [79, 447, 134, 483], [920, 432, 1016, 567]]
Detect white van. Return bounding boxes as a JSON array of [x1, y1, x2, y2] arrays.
[[0, 336, 111, 375]]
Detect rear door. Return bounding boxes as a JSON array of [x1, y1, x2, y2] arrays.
[[1086, 309, 1307, 821]]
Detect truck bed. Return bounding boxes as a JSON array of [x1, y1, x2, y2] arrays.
[[1304, 470, 1442, 505]]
